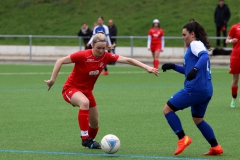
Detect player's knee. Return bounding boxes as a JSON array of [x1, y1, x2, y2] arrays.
[[80, 99, 90, 109], [192, 117, 204, 125], [163, 104, 172, 115]]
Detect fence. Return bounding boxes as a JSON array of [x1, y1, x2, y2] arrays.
[[0, 35, 227, 63]]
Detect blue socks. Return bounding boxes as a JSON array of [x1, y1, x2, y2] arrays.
[[165, 112, 185, 139], [197, 120, 218, 147]]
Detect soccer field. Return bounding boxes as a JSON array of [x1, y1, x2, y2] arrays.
[[0, 64, 239, 160]]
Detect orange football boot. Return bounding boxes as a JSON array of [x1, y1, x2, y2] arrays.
[[204, 144, 223, 155], [174, 136, 192, 155]]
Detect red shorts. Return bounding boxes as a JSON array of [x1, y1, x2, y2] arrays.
[[229, 58, 240, 74], [150, 44, 161, 52], [62, 87, 97, 107]]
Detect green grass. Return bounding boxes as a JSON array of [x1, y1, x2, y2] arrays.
[[0, 0, 239, 46], [0, 64, 238, 160]]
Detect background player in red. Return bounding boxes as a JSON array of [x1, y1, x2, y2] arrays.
[[226, 13, 240, 108], [147, 19, 164, 68], [44, 32, 159, 149]]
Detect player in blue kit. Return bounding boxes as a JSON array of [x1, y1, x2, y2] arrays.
[[87, 16, 112, 75], [161, 22, 223, 156]]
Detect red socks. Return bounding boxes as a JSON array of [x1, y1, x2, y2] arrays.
[[153, 60, 159, 68], [78, 109, 89, 140], [232, 86, 238, 99], [88, 126, 99, 139]]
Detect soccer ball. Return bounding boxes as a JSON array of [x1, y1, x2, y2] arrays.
[[101, 134, 120, 154]]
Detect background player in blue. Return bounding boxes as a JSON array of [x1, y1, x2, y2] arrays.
[[87, 16, 112, 75], [161, 22, 223, 156]]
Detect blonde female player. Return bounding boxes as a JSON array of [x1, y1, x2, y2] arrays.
[[44, 31, 159, 149], [147, 19, 165, 68]]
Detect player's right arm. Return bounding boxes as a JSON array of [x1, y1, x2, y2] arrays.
[[44, 56, 72, 91], [147, 29, 151, 50]]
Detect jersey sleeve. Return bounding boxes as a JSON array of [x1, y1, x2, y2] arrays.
[[106, 53, 119, 63], [161, 29, 164, 36], [228, 25, 235, 38], [190, 41, 207, 57], [148, 29, 151, 36], [70, 51, 83, 63], [103, 25, 109, 35]]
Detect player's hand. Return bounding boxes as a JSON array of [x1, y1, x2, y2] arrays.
[[87, 43, 90, 47], [44, 79, 54, 91], [148, 48, 151, 51], [186, 67, 198, 81], [160, 50, 163, 52], [146, 66, 159, 76], [232, 38, 238, 43], [161, 63, 175, 72]]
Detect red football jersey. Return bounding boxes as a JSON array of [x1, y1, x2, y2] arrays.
[[229, 23, 240, 59], [64, 50, 119, 92], [148, 28, 164, 45]]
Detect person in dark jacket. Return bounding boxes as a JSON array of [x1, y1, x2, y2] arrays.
[[78, 23, 92, 50], [108, 19, 117, 65], [108, 19, 117, 53], [214, 0, 231, 47]]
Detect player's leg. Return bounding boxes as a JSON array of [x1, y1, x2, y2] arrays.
[[87, 92, 99, 140], [153, 50, 160, 68], [70, 91, 101, 149], [89, 107, 99, 139], [191, 97, 223, 155], [70, 91, 90, 140], [231, 74, 239, 107], [229, 58, 240, 107], [163, 89, 193, 155]]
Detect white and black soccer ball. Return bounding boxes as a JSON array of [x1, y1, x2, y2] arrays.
[[101, 134, 120, 154]]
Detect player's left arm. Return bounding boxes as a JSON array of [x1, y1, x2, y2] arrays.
[[117, 56, 159, 76], [187, 42, 210, 80], [161, 30, 165, 51], [161, 36, 165, 51]]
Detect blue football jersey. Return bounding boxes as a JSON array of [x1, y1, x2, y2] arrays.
[[88, 25, 112, 45], [183, 41, 212, 95]]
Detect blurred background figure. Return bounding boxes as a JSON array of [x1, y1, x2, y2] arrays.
[[189, 18, 195, 22], [147, 19, 164, 68], [87, 16, 112, 75], [225, 13, 240, 108], [78, 23, 92, 50], [214, 0, 231, 47], [108, 19, 118, 65]]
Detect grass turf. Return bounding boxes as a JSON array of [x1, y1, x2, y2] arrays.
[[0, 64, 239, 160]]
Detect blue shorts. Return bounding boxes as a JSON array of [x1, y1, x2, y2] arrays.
[[168, 89, 212, 118]]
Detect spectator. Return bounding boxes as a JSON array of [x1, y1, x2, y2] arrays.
[[214, 0, 231, 47], [78, 23, 92, 50], [108, 19, 118, 65], [87, 16, 112, 75]]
